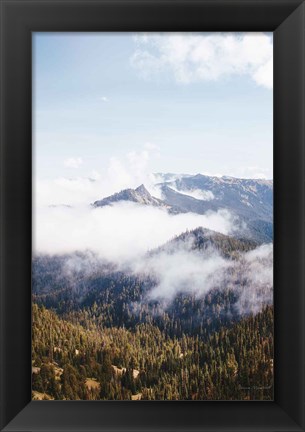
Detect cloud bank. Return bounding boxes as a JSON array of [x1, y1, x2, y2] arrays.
[[34, 202, 235, 263], [131, 33, 273, 89], [131, 242, 273, 316], [57, 238, 273, 317]]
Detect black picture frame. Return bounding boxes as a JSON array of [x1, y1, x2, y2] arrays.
[[0, 0, 304, 431]]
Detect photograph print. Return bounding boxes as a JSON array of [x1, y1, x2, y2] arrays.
[[32, 32, 273, 401]]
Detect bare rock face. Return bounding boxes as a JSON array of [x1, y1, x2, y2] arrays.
[[93, 184, 164, 208]]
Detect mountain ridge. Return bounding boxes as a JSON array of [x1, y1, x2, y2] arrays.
[[152, 226, 258, 260], [92, 173, 273, 243], [93, 184, 164, 208]]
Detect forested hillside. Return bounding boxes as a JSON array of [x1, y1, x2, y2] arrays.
[[32, 303, 273, 400]]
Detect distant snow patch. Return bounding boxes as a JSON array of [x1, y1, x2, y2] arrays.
[[171, 187, 215, 201]]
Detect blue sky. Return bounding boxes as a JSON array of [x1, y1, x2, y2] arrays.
[[33, 32, 273, 184]]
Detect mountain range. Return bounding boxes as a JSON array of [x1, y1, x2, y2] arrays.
[[93, 173, 273, 243]]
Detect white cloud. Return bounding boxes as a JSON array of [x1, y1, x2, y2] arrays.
[[141, 249, 229, 302], [35, 176, 99, 207], [106, 148, 161, 197], [33, 202, 236, 263], [35, 145, 162, 207], [130, 240, 273, 314], [131, 33, 273, 89], [99, 96, 109, 102], [64, 157, 83, 169], [235, 243, 273, 315], [253, 57, 273, 89]]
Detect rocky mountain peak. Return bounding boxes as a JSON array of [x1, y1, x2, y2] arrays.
[[135, 184, 150, 197]]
